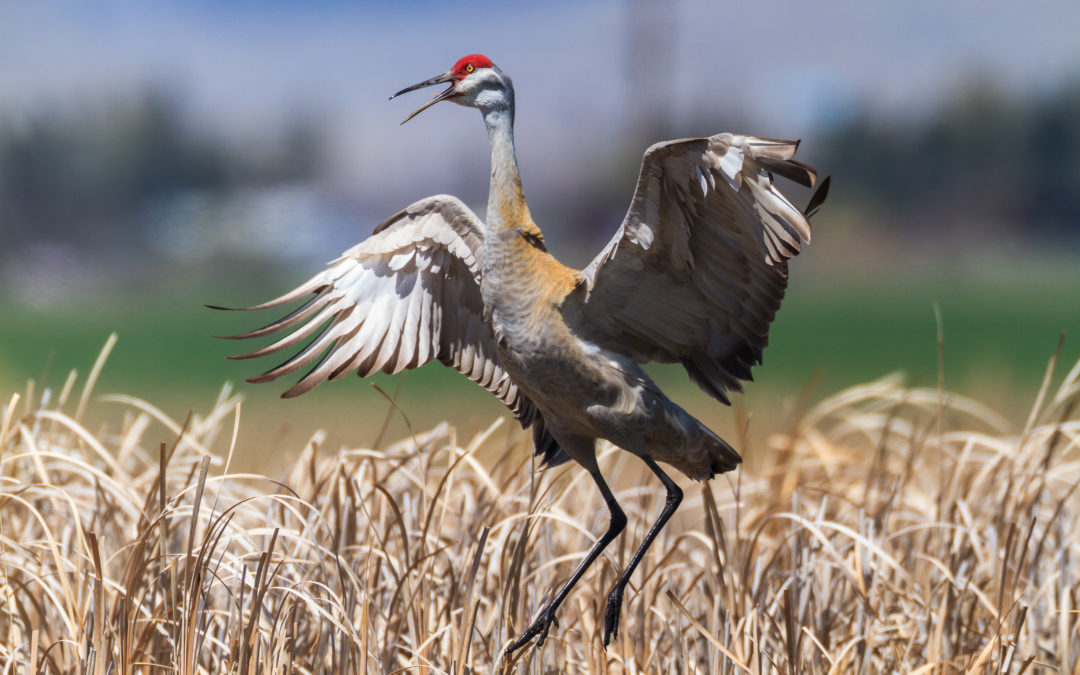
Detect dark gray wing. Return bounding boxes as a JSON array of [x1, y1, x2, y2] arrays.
[[573, 134, 826, 403]]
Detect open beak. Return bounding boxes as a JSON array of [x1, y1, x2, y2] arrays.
[[389, 71, 457, 125]]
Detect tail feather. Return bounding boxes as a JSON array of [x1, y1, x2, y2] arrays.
[[531, 414, 570, 468], [703, 427, 741, 478]]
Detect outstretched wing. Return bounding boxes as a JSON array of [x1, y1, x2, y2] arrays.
[[218, 194, 535, 422], [573, 134, 828, 404]]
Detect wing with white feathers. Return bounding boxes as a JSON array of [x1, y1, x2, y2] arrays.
[[219, 195, 535, 422], [573, 134, 828, 404]]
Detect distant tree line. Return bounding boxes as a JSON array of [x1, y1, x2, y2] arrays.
[[1, 80, 1077, 271], [0, 89, 320, 255], [818, 81, 1080, 238]]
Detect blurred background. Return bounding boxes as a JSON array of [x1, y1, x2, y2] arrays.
[[2, 0, 1079, 462]]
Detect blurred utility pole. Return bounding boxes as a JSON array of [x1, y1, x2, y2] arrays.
[[624, 0, 677, 141]]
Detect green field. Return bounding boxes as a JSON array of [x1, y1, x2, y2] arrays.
[[2, 262, 1078, 465]]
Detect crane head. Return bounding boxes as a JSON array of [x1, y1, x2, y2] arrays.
[[390, 54, 510, 125]]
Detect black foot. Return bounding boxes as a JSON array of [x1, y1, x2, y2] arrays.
[[603, 585, 625, 647], [505, 606, 560, 654]]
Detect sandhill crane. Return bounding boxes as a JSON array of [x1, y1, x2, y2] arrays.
[[218, 54, 828, 653]]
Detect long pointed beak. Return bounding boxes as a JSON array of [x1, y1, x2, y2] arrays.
[[389, 71, 457, 125]]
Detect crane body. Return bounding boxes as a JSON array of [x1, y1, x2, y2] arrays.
[[219, 53, 828, 653]]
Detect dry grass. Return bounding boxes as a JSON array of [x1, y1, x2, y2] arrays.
[[2, 336, 1079, 673]]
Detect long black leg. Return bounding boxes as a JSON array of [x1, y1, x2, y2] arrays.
[[603, 454, 683, 647], [505, 469, 627, 654]]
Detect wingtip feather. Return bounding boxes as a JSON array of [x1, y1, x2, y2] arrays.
[[805, 175, 831, 219]]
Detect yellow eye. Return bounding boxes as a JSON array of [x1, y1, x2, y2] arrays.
[[466, 64, 474, 73]]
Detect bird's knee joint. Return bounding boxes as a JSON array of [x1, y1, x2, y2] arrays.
[[667, 484, 683, 507], [609, 508, 627, 534]]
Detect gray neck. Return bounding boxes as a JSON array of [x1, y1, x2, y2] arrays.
[[482, 101, 531, 234]]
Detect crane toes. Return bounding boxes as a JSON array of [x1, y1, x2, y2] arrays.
[[603, 585, 625, 647], [505, 606, 560, 654]]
